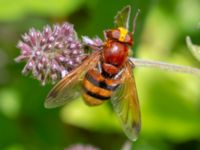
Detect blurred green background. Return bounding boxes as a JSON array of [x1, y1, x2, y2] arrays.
[[0, 0, 200, 150]]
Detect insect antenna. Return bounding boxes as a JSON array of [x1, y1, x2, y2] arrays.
[[132, 9, 140, 35]]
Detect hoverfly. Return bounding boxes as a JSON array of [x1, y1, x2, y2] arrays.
[[45, 5, 141, 141]]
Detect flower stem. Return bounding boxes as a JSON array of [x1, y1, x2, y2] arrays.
[[130, 57, 200, 76]]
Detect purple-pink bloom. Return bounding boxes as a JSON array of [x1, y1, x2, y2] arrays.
[[65, 144, 100, 150], [15, 22, 84, 85], [82, 36, 103, 48]]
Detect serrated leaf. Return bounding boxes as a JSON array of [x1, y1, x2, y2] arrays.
[[114, 5, 131, 29]]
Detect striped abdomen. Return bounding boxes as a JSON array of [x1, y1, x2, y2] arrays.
[[82, 69, 120, 106]]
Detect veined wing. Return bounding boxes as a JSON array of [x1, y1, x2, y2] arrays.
[[45, 51, 101, 108], [114, 5, 131, 29], [111, 61, 141, 141]]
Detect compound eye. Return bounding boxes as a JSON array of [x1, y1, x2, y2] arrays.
[[124, 34, 133, 45], [125, 34, 131, 42], [111, 29, 120, 40]]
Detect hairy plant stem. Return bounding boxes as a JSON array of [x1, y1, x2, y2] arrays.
[[130, 57, 200, 76]]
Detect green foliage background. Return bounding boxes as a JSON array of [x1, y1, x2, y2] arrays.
[[0, 0, 200, 149]]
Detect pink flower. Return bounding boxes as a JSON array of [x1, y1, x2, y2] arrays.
[[65, 144, 99, 150], [82, 36, 103, 48], [15, 22, 84, 85]]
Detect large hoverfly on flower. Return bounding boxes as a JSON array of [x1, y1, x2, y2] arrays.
[[45, 5, 141, 141]]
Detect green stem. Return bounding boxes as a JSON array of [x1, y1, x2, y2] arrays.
[[130, 58, 200, 76]]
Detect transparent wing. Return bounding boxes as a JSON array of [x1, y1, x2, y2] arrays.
[[111, 61, 141, 141], [114, 5, 131, 29], [45, 51, 101, 108]]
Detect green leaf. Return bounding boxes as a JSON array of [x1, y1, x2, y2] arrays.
[[60, 98, 121, 133], [114, 5, 131, 29], [186, 36, 200, 62], [0, 0, 85, 21]]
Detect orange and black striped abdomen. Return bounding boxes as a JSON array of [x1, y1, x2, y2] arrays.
[[82, 69, 120, 106]]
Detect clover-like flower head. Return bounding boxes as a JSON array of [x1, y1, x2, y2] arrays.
[[15, 22, 84, 85], [65, 144, 99, 150]]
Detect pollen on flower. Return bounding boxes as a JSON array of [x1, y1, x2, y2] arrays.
[[15, 22, 85, 85]]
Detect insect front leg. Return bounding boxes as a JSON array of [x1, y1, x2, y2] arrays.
[[97, 62, 102, 73], [114, 68, 125, 79]]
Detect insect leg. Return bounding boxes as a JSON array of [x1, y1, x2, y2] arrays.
[[97, 62, 102, 73], [128, 59, 135, 68], [114, 68, 124, 79]]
